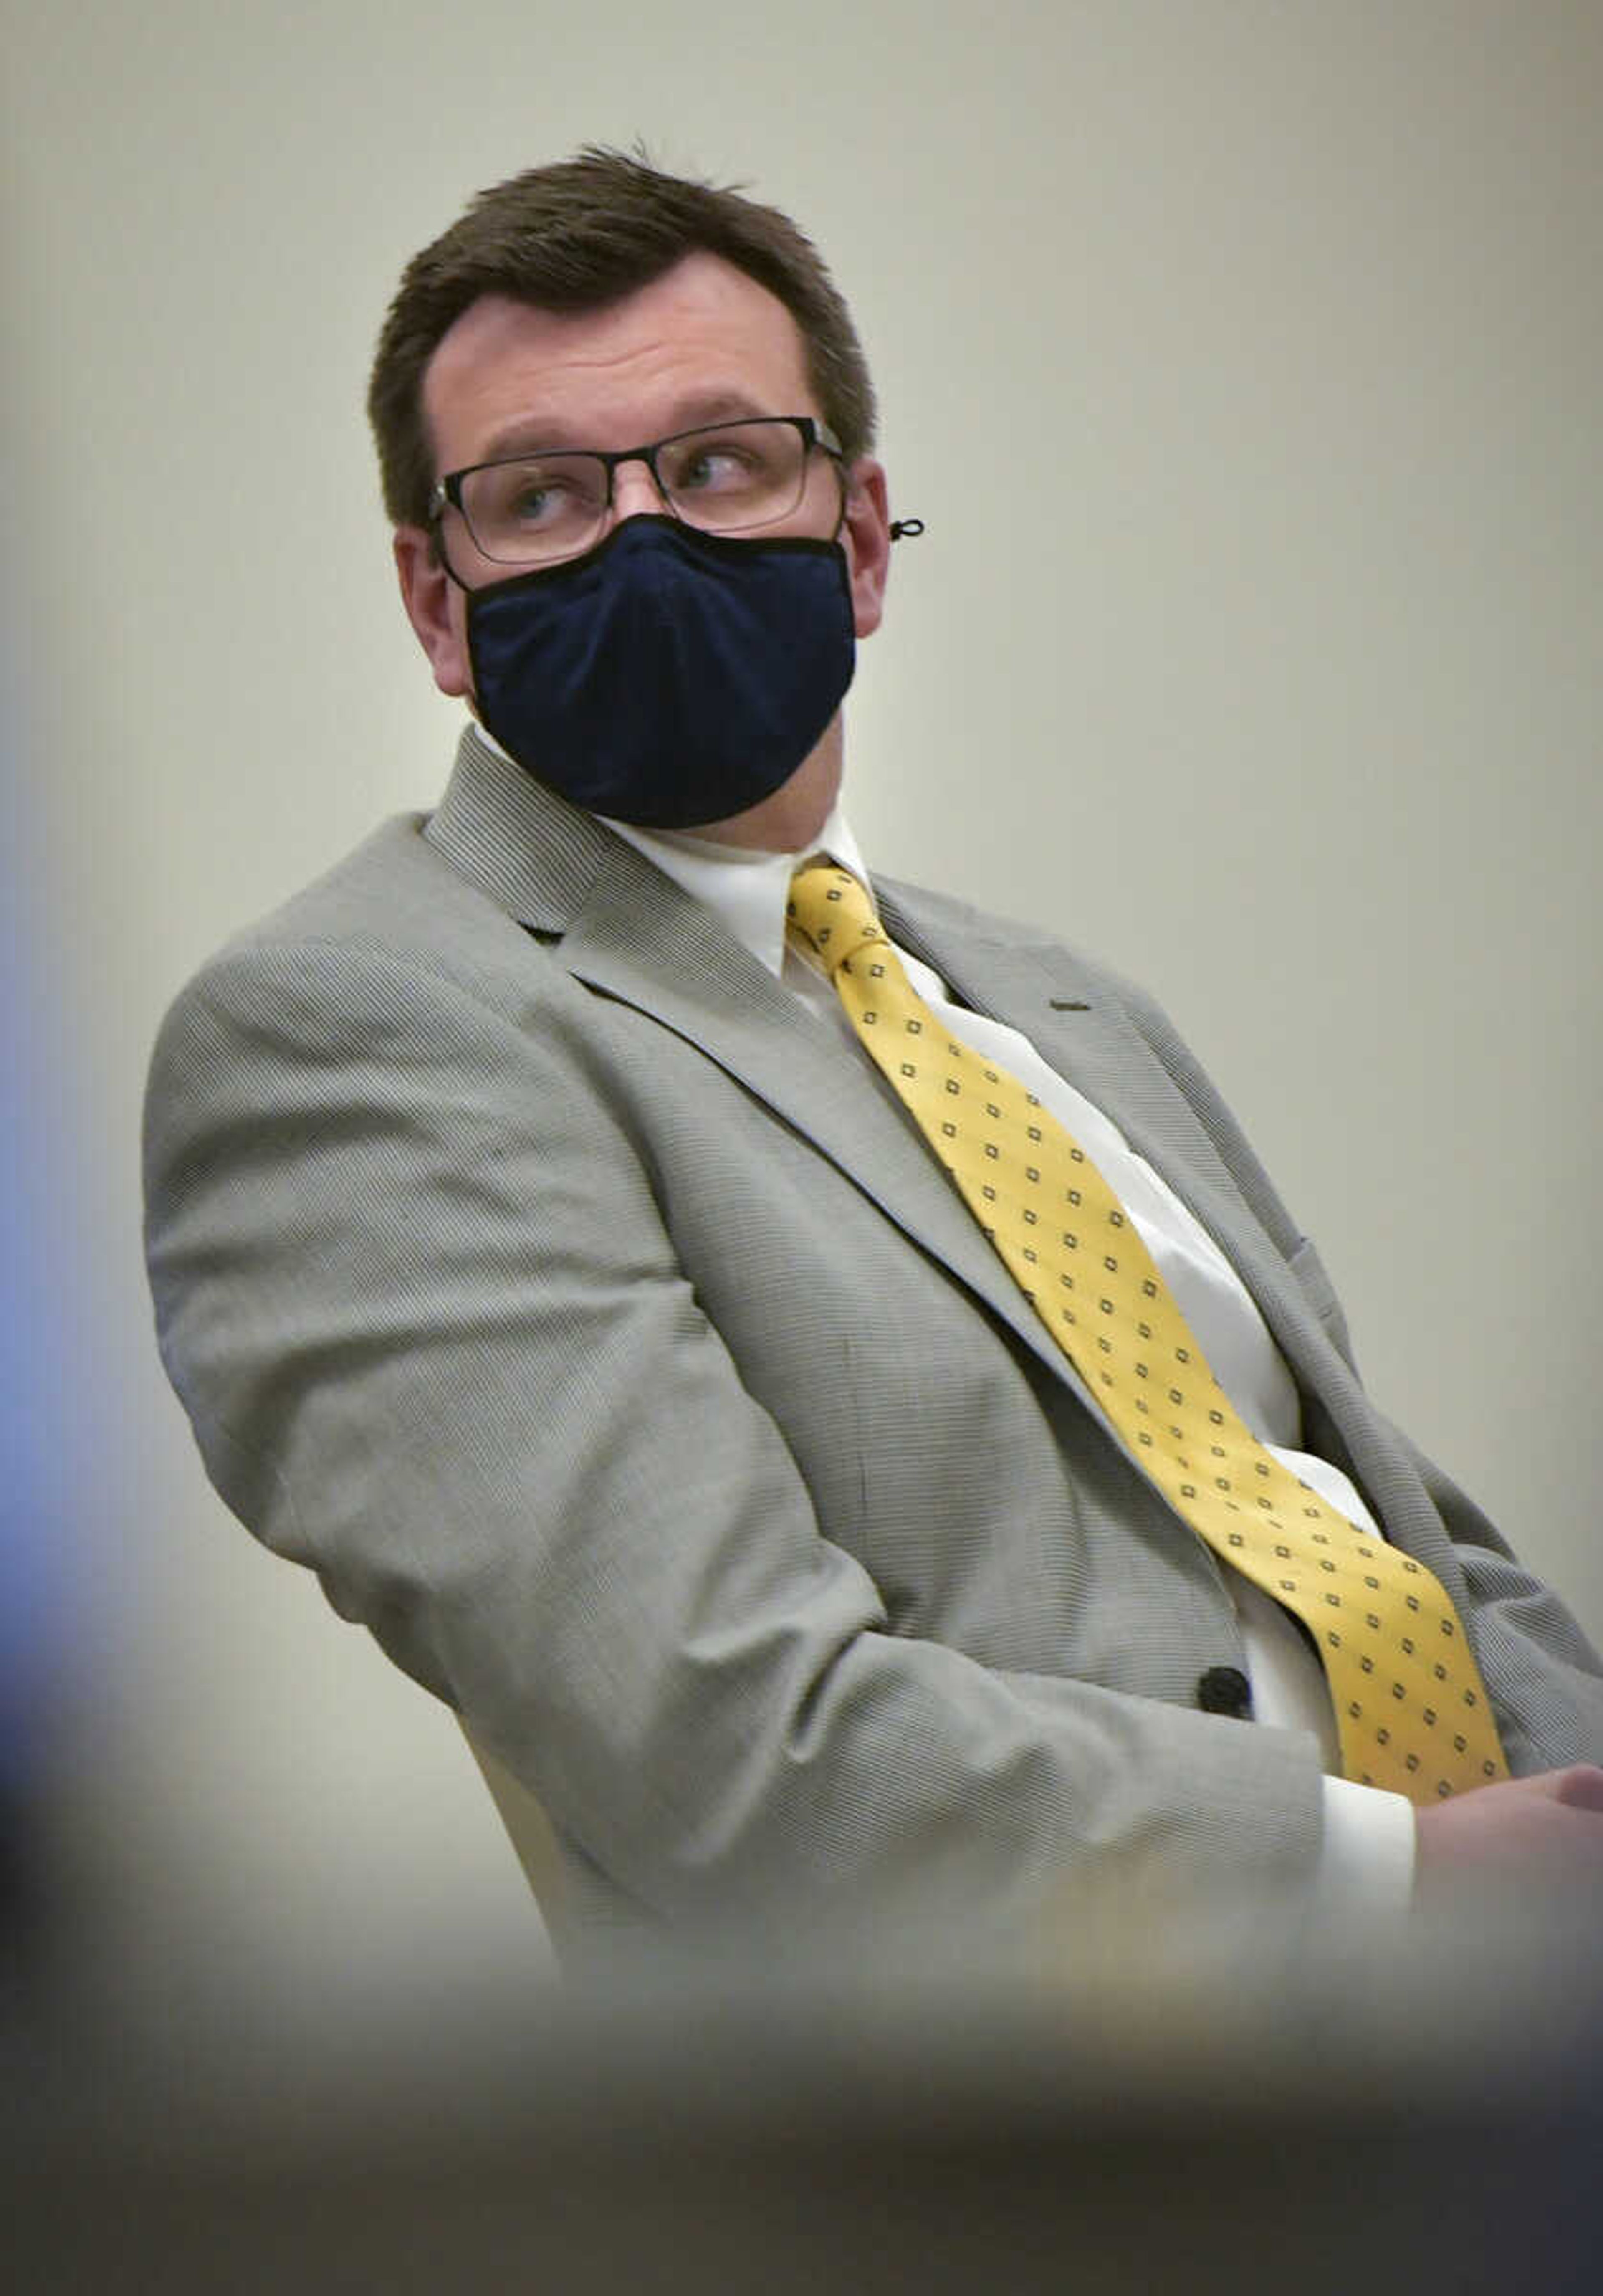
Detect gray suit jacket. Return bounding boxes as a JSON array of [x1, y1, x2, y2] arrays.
[[144, 727, 1603, 1957]]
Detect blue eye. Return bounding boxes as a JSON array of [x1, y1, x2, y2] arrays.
[[507, 481, 564, 526], [463, 456, 611, 559], [674, 445, 752, 492]]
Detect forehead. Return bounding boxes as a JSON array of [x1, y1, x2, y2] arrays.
[[422, 251, 817, 472]]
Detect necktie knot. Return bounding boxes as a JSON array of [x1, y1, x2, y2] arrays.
[[787, 861, 886, 977]]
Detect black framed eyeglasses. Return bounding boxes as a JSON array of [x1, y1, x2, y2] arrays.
[[429, 415, 845, 572]]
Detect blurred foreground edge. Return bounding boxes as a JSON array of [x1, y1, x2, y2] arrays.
[[8, 1878, 1603, 2293]]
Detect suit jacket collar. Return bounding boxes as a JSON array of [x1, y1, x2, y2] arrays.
[[425, 722, 624, 929]]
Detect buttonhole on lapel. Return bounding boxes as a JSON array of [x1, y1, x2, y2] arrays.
[[1049, 998, 1091, 1012]]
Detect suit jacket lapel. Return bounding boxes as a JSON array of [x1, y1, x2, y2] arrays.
[[880, 881, 1236, 1202], [885, 878, 1433, 1524], [425, 730, 1072, 1381]]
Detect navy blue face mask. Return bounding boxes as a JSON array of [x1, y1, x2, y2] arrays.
[[465, 514, 857, 831]]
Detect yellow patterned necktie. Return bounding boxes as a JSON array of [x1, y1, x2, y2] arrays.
[[787, 861, 1508, 1804]]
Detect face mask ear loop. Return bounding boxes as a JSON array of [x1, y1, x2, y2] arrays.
[[830, 457, 924, 549]]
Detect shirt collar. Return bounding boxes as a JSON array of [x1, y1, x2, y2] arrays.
[[604, 805, 871, 980]]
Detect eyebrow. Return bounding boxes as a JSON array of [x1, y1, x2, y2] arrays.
[[475, 388, 778, 464]]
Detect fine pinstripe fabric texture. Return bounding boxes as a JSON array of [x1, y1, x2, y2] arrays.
[[142, 728, 1603, 1957], [788, 863, 1508, 1804]]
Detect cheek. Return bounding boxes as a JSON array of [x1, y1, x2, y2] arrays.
[[397, 529, 478, 699], [850, 578, 883, 641], [451, 591, 475, 677], [839, 468, 891, 640], [432, 587, 476, 699], [847, 547, 885, 640]]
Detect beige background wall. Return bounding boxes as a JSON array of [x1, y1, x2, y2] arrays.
[[5, 0, 1599, 2025]]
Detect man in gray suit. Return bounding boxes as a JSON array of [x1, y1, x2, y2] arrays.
[[144, 150, 1603, 1964]]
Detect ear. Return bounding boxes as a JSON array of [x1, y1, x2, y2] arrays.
[[839, 457, 893, 640], [394, 526, 473, 697]]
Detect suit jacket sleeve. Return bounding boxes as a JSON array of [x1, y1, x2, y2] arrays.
[[144, 921, 1338, 1957]]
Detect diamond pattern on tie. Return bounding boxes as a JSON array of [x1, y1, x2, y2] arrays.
[[787, 861, 1508, 1805]]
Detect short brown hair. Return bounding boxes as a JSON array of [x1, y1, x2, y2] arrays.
[[367, 146, 877, 530]]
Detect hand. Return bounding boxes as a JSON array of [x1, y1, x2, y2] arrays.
[[1415, 1764, 1603, 1891]]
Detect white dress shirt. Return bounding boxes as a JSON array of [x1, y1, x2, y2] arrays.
[[606, 797, 1418, 1921]]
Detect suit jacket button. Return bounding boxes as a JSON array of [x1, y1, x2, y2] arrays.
[[1197, 1665, 1253, 1719]]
